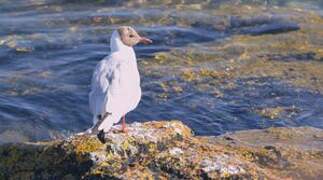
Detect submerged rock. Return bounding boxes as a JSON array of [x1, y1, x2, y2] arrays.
[[241, 21, 300, 35], [230, 15, 300, 35], [0, 120, 322, 179]]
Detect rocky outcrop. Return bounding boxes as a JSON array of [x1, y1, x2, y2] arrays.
[[1, 120, 323, 179]]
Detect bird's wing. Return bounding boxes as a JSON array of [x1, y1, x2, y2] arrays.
[[89, 60, 106, 116], [102, 62, 122, 115], [89, 57, 112, 115]]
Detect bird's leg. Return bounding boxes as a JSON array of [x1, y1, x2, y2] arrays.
[[121, 115, 128, 133]]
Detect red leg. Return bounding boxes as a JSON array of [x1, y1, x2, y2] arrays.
[[121, 115, 128, 133]]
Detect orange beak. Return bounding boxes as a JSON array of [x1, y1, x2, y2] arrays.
[[139, 36, 152, 44]]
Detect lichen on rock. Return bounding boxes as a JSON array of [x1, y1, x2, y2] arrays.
[[0, 120, 322, 179]]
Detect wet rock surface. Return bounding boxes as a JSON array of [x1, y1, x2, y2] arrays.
[[1, 120, 322, 179]]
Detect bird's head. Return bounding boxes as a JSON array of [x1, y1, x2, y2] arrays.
[[116, 26, 152, 47]]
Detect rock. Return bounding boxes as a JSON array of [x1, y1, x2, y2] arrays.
[[255, 106, 301, 120], [230, 15, 300, 35], [259, 52, 317, 62], [230, 15, 278, 28], [242, 21, 300, 35], [0, 120, 323, 179]]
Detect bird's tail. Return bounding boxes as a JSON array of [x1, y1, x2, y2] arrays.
[[98, 113, 120, 132]]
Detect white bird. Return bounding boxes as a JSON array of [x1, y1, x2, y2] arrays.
[[88, 26, 152, 142]]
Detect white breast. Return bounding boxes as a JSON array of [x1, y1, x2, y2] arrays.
[[117, 54, 141, 113], [99, 50, 141, 117]]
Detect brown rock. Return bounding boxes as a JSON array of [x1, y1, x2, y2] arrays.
[[0, 121, 322, 179]]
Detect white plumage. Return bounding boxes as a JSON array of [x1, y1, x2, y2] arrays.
[[88, 29, 142, 133]]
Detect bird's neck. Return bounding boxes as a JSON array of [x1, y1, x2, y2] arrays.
[[110, 31, 136, 59]]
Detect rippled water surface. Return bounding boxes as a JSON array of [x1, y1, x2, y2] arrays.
[[0, 0, 322, 142]]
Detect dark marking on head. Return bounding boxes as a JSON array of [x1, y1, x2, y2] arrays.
[[117, 26, 141, 47]]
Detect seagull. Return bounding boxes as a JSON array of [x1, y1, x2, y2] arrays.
[[88, 26, 152, 143]]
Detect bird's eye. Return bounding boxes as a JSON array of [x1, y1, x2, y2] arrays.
[[129, 34, 134, 38]]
